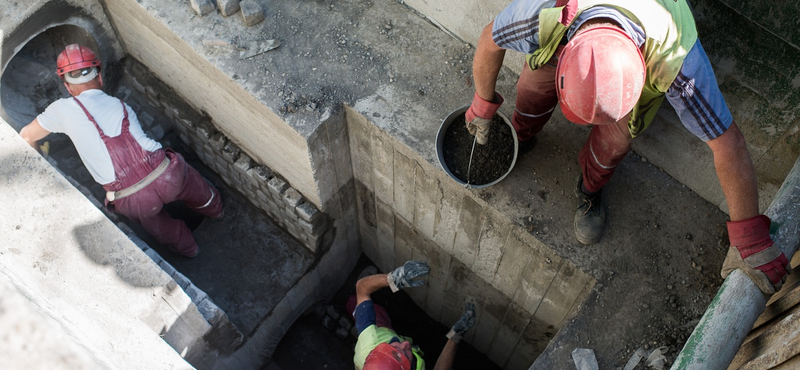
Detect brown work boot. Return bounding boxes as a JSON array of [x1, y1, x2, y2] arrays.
[[574, 175, 605, 245]]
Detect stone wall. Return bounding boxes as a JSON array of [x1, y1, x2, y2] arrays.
[[122, 60, 333, 253], [346, 105, 595, 369]]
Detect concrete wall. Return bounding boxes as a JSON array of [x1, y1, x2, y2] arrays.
[[347, 105, 594, 369]]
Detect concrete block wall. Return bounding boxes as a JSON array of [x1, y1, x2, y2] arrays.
[[346, 105, 595, 369], [121, 60, 333, 254]]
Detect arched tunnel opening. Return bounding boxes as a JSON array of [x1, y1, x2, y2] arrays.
[[1, 27, 503, 370]]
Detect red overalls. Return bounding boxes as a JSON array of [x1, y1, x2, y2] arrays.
[[74, 97, 223, 257]]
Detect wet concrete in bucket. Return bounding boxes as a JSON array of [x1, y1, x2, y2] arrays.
[[442, 113, 515, 186]]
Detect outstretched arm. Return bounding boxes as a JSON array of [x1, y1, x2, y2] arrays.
[[355, 273, 389, 305], [706, 121, 759, 221], [20, 118, 51, 152], [473, 21, 506, 102]]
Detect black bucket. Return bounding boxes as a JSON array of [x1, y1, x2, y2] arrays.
[[435, 106, 518, 188]]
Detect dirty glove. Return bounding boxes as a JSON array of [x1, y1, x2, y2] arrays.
[[446, 302, 476, 343], [39, 141, 50, 158], [721, 215, 790, 295], [387, 260, 430, 293], [465, 91, 504, 145]]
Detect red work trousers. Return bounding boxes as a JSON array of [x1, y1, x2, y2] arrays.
[[513, 61, 633, 193], [113, 150, 223, 256]]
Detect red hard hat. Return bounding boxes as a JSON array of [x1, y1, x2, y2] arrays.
[[556, 26, 645, 125], [56, 44, 101, 77], [363, 343, 412, 370]]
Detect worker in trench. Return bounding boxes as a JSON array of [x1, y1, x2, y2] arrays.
[[462, 0, 789, 295], [350, 260, 476, 370], [20, 44, 224, 258]]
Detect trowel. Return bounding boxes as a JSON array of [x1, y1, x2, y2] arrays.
[[202, 38, 281, 59]]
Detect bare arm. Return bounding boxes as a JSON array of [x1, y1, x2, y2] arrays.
[[473, 21, 506, 101], [20, 118, 51, 152], [706, 121, 759, 221], [355, 273, 389, 305], [432, 339, 459, 370]]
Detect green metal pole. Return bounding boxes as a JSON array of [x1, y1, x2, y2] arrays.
[[671, 157, 800, 370]]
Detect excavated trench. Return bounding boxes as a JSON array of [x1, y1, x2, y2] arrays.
[[1, 26, 501, 370]]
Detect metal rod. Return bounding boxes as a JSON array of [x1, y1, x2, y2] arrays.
[[671, 156, 800, 370], [465, 134, 477, 187]]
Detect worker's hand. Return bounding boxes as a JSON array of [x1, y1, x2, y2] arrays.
[[387, 260, 430, 293], [465, 91, 504, 145], [721, 215, 790, 295], [446, 302, 476, 343]]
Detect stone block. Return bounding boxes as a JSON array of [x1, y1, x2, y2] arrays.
[[533, 263, 593, 327], [196, 297, 221, 323], [268, 176, 289, 197], [209, 132, 227, 152], [472, 212, 508, 283], [432, 190, 459, 254], [375, 199, 395, 273], [346, 108, 374, 190], [392, 150, 416, 223], [222, 142, 241, 163], [147, 125, 165, 141], [171, 271, 191, 289], [184, 283, 208, 303], [195, 123, 215, 140], [138, 111, 155, 129], [282, 188, 304, 209], [506, 319, 554, 370], [234, 153, 253, 174], [452, 195, 482, 267], [295, 202, 320, 223], [421, 239, 451, 317], [246, 166, 274, 184], [144, 248, 163, 265], [216, 0, 240, 16], [514, 250, 561, 316], [413, 163, 441, 240], [488, 303, 530, 367], [493, 233, 533, 298], [158, 260, 177, 276], [240, 0, 265, 26], [371, 133, 394, 206], [190, 0, 216, 16]]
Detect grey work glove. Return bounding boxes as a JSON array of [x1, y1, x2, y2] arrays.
[[387, 260, 430, 293], [720, 215, 789, 295], [446, 302, 476, 343], [465, 117, 493, 145]]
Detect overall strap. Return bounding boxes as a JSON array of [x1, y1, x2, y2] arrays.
[[72, 97, 106, 138]]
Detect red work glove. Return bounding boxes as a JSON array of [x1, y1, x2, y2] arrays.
[[721, 215, 790, 295], [465, 91, 504, 145]]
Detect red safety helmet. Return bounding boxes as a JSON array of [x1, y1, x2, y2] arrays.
[[556, 26, 645, 125], [363, 343, 412, 370], [56, 44, 101, 77]]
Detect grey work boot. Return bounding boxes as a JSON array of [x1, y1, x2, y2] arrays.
[[574, 175, 605, 245]]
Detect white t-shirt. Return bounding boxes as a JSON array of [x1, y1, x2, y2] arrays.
[[37, 89, 162, 185]]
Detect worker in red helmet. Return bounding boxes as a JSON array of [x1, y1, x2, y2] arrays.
[[352, 260, 476, 370], [464, 0, 788, 295], [20, 44, 224, 258]]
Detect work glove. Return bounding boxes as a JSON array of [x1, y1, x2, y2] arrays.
[[446, 302, 476, 343], [39, 141, 50, 158], [465, 91, 504, 145], [721, 215, 790, 295], [387, 260, 430, 293]]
